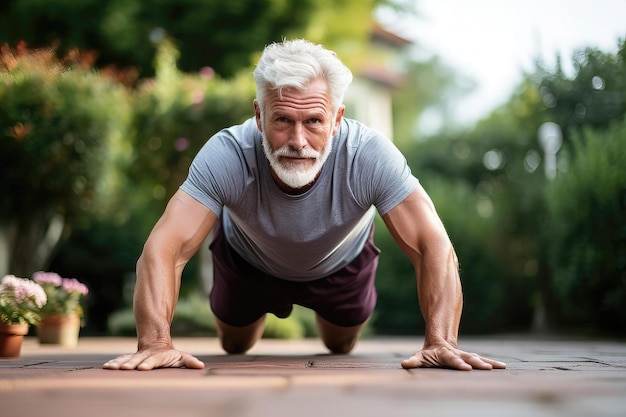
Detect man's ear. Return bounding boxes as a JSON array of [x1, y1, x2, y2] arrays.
[[332, 105, 345, 136], [253, 100, 263, 131]]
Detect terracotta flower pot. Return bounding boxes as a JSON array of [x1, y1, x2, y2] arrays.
[[0, 322, 29, 358], [37, 314, 81, 347]]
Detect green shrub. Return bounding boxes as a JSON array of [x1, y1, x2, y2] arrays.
[[0, 44, 130, 220], [374, 176, 536, 334], [0, 44, 131, 276], [128, 39, 255, 218], [545, 118, 626, 332], [170, 291, 217, 336], [108, 296, 323, 339], [108, 291, 217, 337], [107, 308, 137, 337], [263, 313, 306, 339]]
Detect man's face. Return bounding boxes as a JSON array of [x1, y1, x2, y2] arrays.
[[255, 79, 344, 191]]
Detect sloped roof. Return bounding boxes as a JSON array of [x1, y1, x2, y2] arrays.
[[358, 65, 405, 88], [370, 22, 412, 47]]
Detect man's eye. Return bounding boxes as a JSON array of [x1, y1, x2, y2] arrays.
[[309, 118, 321, 124]]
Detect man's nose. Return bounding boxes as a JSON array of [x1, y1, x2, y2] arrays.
[[288, 123, 307, 150]]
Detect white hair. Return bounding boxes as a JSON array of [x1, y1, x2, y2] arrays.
[[253, 39, 353, 116]]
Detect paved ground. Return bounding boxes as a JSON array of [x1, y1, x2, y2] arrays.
[[1, 335, 625, 417]]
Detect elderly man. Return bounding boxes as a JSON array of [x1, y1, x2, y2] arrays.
[[104, 39, 505, 371]]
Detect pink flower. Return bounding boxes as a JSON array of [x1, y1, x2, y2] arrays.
[[1, 275, 47, 325], [174, 137, 189, 152], [199, 66, 214, 79], [0, 274, 47, 308], [30, 271, 89, 317], [33, 271, 63, 287], [191, 90, 204, 105], [61, 278, 89, 295]]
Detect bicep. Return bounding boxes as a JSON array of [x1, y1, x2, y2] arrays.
[[381, 185, 450, 263], [145, 190, 218, 264]]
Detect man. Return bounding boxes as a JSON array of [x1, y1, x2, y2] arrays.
[[104, 39, 505, 371]]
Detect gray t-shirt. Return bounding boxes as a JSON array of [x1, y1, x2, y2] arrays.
[[181, 117, 419, 281]]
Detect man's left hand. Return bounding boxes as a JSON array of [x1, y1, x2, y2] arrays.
[[401, 342, 507, 371]]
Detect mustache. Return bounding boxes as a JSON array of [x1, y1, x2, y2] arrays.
[[271, 145, 320, 159]]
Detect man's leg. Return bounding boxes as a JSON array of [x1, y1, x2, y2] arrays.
[[209, 222, 271, 354], [316, 313, 366, 354], [215, 315, 266, 354]]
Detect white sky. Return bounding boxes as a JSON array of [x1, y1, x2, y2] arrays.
[[380, 0, 626, 128]]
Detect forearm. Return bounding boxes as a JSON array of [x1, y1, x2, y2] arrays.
[[133, 248, 182, 350], [124, 190, 216, 355], [381, 187, 464, 348], [417, 242, 463, 348]]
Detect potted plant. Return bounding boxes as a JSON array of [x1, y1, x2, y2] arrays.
[[0, 275, 47, 357], [32, 271, 89, 347]]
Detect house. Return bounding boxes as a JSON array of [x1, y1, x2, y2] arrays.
[[343, 22, 412, 141]]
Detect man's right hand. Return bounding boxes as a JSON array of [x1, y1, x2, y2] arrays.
[[103, 348, 205, 371], [108, 191, 216, 372]]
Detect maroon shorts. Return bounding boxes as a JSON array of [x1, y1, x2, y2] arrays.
[[209, 223, 380, 327]]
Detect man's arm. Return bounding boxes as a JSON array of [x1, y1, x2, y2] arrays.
[[103, 190, 217, 370], [382, 184, 506, 371]]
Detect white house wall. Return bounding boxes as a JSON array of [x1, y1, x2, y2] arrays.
[[344, 77, 394, 141]]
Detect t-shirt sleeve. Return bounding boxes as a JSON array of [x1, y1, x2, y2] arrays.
[[352, 130, 419, 216], [179, 132, 246, 217]]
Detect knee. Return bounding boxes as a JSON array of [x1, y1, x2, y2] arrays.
[[323, 337, 358, 354], [220, 338, 254, 355], [215, 316, 265, 355], [316, 314, 363, 354]]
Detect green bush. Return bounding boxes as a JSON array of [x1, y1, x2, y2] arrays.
[[0, 45, 130, 220], [109, 292, 317, 339], [170, 291, 217, 336], [108, 296, 322, 340], [108, 291, 218, 337], [374, 176, 535, 335], [545, 117, 626, 332], [107, 308, 137, 337], [263, 313, 306, 340], [0, 44, 131, 276], [128, 39, 255, 217], [373, 216, 421, 334]]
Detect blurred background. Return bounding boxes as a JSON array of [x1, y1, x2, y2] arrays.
[[1, 0, 624, 339]]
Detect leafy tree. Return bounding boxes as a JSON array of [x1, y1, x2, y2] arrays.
[[0, 0, 316, 77], [537, 40, 626, 136], [0, 43, 131, 276], [0, 0, 407, 79]]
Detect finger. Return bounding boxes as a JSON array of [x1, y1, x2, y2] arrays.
[[401, 355, 423, 369], [483, 357, 507, 369], [103, 354, 133, 370], [461, 352, 493, 370], [135, 356, 161, 371], [402, 352, 472, 371], [459, 352, 507, 370], [118, 352, 154, 370], [136, 351, 205, 371], [181, 354, 205, 369], [135, 351, 181, 370], [441, 352, 473, 371]]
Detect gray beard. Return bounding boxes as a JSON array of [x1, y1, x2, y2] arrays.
[[261, 133, 333, 189]]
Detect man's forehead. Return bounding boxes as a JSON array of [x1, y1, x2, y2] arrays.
[[264, 84, 332, 112], [274, 78, 329, 96]]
